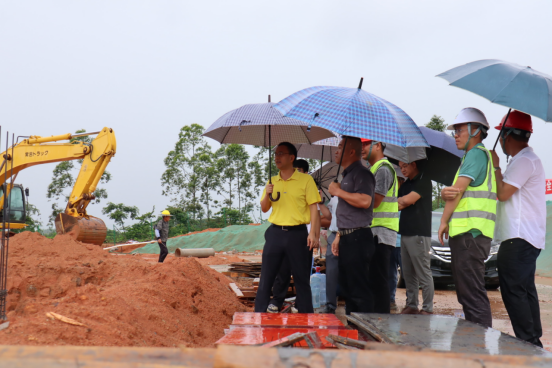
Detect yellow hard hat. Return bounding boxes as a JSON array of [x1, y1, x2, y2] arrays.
[[161, 210, 172, 216]]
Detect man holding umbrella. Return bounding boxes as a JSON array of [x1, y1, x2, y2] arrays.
[[255, 142, 321, 314], [361, 139, 399, 314], [329, 136, 375, 315], [491, 111, 545, 347], [438, 107, 497, 328]]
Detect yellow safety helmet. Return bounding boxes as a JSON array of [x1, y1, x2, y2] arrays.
[[161, 210, 172, 216]]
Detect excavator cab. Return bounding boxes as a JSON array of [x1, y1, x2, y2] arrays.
[[0, 184, 27, 228]]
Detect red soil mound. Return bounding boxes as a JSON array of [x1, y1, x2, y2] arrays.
[[1, 232, 248, 347]]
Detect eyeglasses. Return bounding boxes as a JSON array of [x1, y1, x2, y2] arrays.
[[451, 128, 468, 137], [274, 152, 291, 157]]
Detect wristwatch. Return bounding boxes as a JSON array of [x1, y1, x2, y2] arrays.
[[494, 167, 501, 172]]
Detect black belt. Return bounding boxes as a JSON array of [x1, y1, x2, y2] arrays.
[[271, 224, 307, 232]]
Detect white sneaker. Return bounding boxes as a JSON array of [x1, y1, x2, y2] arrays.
[[267, 304, 279, 313], [291, 307, 298, 313]]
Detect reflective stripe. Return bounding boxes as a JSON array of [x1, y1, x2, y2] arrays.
[[461, 191, 497, 200], [382, 197, 398, 203], [373, 212, 400, 219], [450, 210, 497, 222]]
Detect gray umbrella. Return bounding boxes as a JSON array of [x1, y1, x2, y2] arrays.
[[384, 126, 464, 186], [203, 98, 335, 201]]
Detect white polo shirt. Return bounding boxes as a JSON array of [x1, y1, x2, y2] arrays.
[[495, 147, 546, 249]]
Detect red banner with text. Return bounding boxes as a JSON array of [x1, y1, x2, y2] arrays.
[[546, 179, 552, 195]]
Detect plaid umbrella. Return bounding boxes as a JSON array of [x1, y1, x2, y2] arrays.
[[295, 136, 340, 162], [273, 81, 428, 148], [204, 102, 334, 146], [203, 100, 335, 201]]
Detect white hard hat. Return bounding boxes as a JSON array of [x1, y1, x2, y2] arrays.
[[447, 107, 489, 130]]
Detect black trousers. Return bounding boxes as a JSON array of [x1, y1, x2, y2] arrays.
[[158, 241, 168, 263], [497, 238, 543, 347], [449, 233, 492, 328], [368, 237, 392, 314], [338, 227, 375, 315], [270, 258, 292, 309], [255, 225, 313, 313]]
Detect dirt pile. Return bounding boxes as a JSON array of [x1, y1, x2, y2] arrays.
[[1, 232, 248, 347]]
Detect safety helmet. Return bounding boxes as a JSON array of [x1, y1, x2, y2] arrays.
[[495, 110, 533, 133], [360, 138, 372, 144], [161, 210, 172, 216], [447, 107, 490, 130]]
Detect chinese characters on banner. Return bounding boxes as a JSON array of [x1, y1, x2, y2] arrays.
[[546, 179, 552, 195]]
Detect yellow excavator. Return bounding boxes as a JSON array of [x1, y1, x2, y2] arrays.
[[0, 128, 116, 245]]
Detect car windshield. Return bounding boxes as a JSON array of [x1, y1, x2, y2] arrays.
[[431, 212, 441, 234]]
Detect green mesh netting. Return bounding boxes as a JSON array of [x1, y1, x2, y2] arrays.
[[131, 222, 270, 254], [536, 203, 552, 277]]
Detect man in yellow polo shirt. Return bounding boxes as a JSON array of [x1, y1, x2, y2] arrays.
[[255, 142, 321, 313]]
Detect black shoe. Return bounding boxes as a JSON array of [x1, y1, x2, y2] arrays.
[[319, 305, 336, 314]]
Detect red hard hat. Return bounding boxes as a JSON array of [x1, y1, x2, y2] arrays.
[[495, 110, 533, 133], [360, 138, 373, 144]]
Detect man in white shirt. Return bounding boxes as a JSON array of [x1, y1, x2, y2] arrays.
[[320, 194, 339, 313], [490, 110, 545, 348]]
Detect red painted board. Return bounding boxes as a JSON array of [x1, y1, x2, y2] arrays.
[[229, 324, 349, 330], [215, 327, 358, 348], [231, 313, 344, 328]]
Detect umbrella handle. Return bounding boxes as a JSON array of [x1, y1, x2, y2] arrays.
[[334, 137, 348, 182], [268, 124, 280, 202], [492, 108, 511, 151]]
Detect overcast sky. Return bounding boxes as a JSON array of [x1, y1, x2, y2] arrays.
[[1, 1, 551, 228]]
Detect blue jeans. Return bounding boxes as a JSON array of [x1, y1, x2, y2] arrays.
[[389, 246, 402, 303]]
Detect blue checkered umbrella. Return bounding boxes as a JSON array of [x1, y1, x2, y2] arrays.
[[273, 81, 429, 148]]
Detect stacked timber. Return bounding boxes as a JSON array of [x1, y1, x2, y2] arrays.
[[227, 262, 262, 277]]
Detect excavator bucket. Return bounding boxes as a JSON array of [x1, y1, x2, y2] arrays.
[[55, 213, 107, 246]]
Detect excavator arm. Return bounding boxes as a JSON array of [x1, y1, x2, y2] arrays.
[[0, 127, 116, 245]]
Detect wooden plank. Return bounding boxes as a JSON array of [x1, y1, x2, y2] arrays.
[[229, 283, 244, 297], [213, 345, 552, 368], [0, 345, 215, 368], [346, 315, 394, 344], [326, 334, 367, 349], [304, 332, 323, 349], [260, 332, 306, 348]]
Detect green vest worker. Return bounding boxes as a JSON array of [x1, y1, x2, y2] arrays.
[[361, 139, 398, 314], [438, 107, 497, 328], [254, 142, 321, 314]]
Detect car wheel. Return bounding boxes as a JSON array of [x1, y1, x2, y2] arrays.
[[397, 267, 405, 289]]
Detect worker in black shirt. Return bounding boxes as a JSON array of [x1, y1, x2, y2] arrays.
[[398, 161, 434, 314]]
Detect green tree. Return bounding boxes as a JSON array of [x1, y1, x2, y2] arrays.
[[426, 115, 446, 132], [46, 129, 112, 225], [25, 202, 42, 230], [197, 150, 220, 222], [102, 202, 139, 230], [425, 115, 446, 209], [216, 144, 250, 221], [161, 124, 209, 218]]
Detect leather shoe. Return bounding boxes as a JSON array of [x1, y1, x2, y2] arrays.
[[400, 306, 419, 314], [419, 310, 433, 315]]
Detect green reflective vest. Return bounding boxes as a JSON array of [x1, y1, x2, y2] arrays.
[[370, 158, 399, 232], [449, 145, 497, 239]]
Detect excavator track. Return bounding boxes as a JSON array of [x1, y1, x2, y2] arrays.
[[55, 213, 107, 246]]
